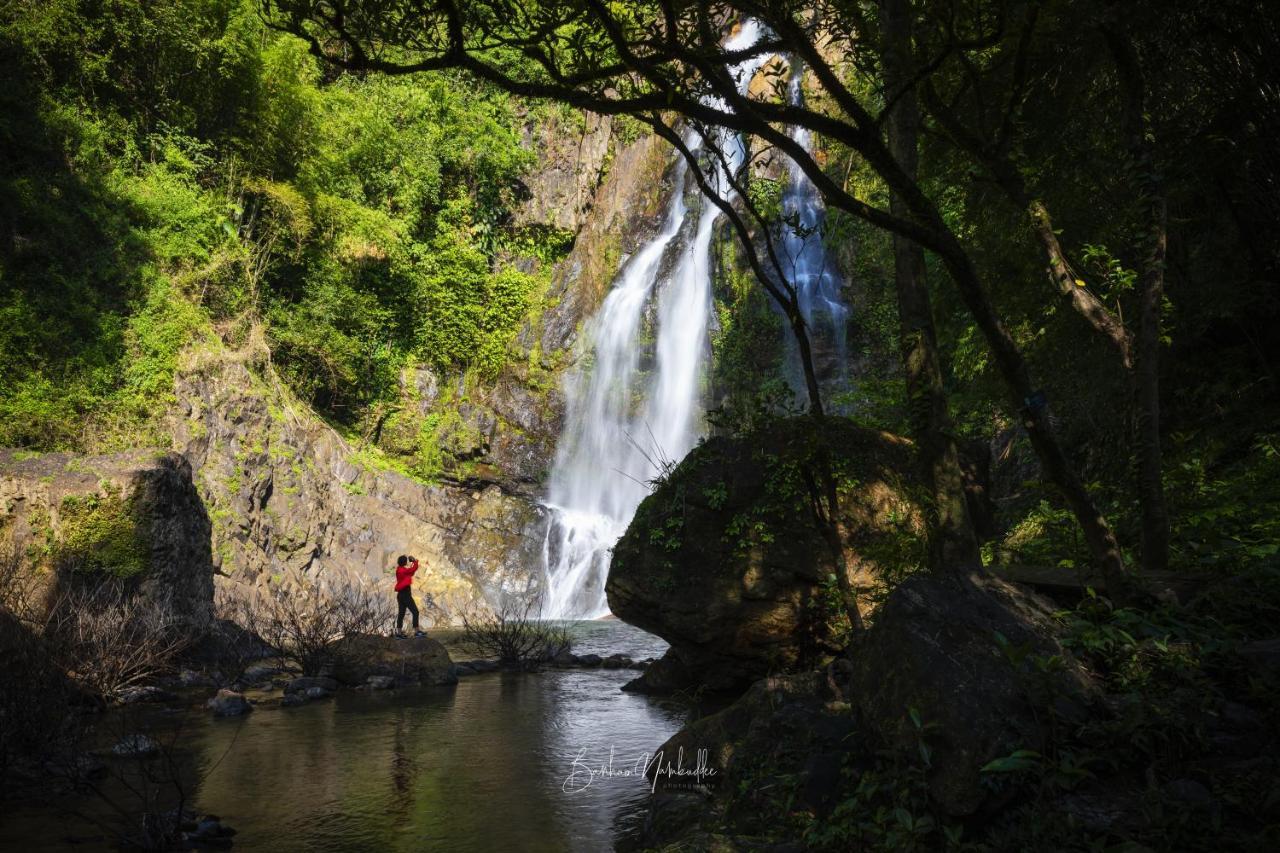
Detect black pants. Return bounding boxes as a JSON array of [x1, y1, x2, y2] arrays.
[[396, 588, 419, 633]]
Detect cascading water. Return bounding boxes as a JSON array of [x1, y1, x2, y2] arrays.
[[777, 70, 851, 402], [537, 22, 772, 619]]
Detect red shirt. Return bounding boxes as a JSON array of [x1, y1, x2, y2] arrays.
[[394, 558, 419, 592]]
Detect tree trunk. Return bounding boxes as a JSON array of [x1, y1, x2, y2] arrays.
[[880, 0, 981, 572], [1026, 198, 1134, 370], [1108, 30, 1170, 573]]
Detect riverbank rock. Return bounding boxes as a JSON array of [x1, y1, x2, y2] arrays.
[[284, 676, 338, 695], [0, 449, 214, 622], [331, 634, 458, 687], [117, 685, 177, 704], [282, 676, 337, 705], [640, 569, 1103, 849], [207, 689, 253, 717], [607, 418, 927, 694]]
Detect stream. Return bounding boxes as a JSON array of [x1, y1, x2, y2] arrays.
[[0, 621, 690, 852]]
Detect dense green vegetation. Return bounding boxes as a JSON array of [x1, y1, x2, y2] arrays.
[[3, 0, 1279, 848], [0, 0, 560, 453]]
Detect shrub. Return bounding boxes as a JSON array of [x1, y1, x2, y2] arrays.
[[217, 575, 392, 675], [461, 596, 572, 670]]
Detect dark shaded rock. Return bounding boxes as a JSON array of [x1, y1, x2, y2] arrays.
[[1165, 778, 1213, 809], [1216, 700, 1264, 731], [0, 449, 214, 623], [331, 634, 457, 687], [183, 618, 273, 669], [284, 676, 337, 695], [576, 653, 603, 667], [454, 664, 478, 676], [800, 751, 844, 817], [111, 734, 160, 757], [608, 419, 927, 693], [622, 649, 699, 694], [177, 669, 218, 689], [366, 675, 396, 690], [1238, 638, 1280, 681], [602, 654, 631, 669], [241, 663, 282, 684], [186, 814, 236, 846], [207, 689, 252, 717], [641, 790, 716, 848], [848, 570, 1098, 816], [638, 570, 1101, 850], [464, 659, 499, 673], [1053, 791, 1128, 833], [281, 685, 331, 706], [654, 671, 829, 789]]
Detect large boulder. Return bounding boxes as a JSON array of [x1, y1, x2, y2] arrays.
[[331, 634, 458, 687], [0, 449, 214, 623], [849, 570, 1098, 816], [637, 570, 1102, 849], [607, 418, 926, 693]]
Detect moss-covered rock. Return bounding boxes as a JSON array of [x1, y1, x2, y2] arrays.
[[607, 417, 927, 693], [55, 487, 150, 579]]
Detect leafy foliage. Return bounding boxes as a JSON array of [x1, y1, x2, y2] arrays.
[[0, 0, 557, 451]]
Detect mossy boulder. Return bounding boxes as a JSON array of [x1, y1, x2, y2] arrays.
[[331, 633, 458, 687], [640, 570, 1102, 850], [607, 418, 927, 693]]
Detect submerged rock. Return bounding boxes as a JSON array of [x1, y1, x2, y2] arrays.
[[185, 814, 236, 846], [331, 634, 458, 687]]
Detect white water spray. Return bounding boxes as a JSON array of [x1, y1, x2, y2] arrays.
[[777, 70, 851, 401]]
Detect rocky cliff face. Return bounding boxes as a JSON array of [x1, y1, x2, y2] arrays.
[[0, 449, 213, 622], [367, 129, 674, 497], [161, 126, 677, 619], [170, 352, 542, 619]]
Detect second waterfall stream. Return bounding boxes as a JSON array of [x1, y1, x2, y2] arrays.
[[536, 22, 846, 619]]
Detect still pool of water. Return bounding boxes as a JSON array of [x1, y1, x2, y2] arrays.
[[1, 621, 692, 852]]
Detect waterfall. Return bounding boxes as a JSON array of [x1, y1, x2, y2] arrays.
[[537, 22, 771, 619], [778, 70, 851, 403]]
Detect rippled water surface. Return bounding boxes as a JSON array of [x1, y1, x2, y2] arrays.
[[2, 621, 689, 852]]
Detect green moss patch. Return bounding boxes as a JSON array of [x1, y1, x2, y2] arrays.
[[55, 486, 151, 579]]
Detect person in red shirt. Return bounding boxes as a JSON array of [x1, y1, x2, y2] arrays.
[[394, 554, 426, 638]]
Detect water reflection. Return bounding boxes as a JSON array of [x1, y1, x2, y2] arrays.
[[0, 621, 687, 852]]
